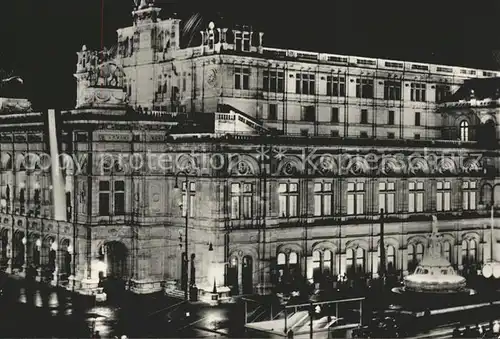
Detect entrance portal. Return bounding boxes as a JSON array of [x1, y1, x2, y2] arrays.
[[242, 256, 253, 295], [98, 241, 128, 297]]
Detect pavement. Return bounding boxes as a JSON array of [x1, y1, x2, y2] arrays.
[[0, 273, 252, 338], [2, 273, 500, 338]]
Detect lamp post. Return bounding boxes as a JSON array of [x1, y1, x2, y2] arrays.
[[21, 236, 27, 274], [479, 183, 500, 268], [173, 171, 190, 301]]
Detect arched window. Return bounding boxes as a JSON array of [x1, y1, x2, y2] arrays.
[[468, 239, 477, 263], [356, 248, 365, 273], [312, 250, 334, 282], [347, 248, 365, 277], [346, 248, 354, 275], [323, 250, 333, 275], [378, 245, 396, 273], [276, 251, 301, 285], [443, 241, 452, 263], [461, 239, 477, 266], [416, 243, 424, 261], [459, 120, 469, 142], [461, 240, 468, 264], [408, 243, 424, 272], [385, 245, 396, 272]]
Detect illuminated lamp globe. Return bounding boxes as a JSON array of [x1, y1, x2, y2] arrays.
[[51, 242, 58, 251], [0, 199, 6, 208], [482, 263, 493, 278], [67, 244, 73, 254], [21, 237, 27, 245], [208, 22, 215, 30], [34, 182, 40, 190], [19, 182, 25, 189], [35, 239, 41, 247]]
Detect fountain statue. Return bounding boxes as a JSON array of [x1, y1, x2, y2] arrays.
[[403, 216, 467, 294]]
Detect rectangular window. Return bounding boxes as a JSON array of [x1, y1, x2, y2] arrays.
[[114, 181, 125, 216], [388, 110, 395, 125], [234, 67, 250, 90], [296, 73, 315, 95], [331, 130, 339, 137], [235, 31, 250, 51], [300, 129, 309, 136], [414, 133, 421, 140], [99, 181, 110, 216], [409, 181, 424, 213], [355, 78, 374, 98], [331, 107, 339, 123], [314, 182, 333, 216], [435, 84, 451, 103], [415, 112, 421, 126], [347, 182, 364, 215], [360, 131, 369, 138], [230, 183, 253, 219], [436, 181, 452, 212], [326, 76, 346, 96], [278, 183, 298, 218], [410, 83, 426, 102], [268, 104, 277, 120], [242, 32, 250, 51], [182, 181, 196, 217], [383, 81, 402, 100], [379, 182, 396, 214], [263, 70, 284, 92], [301, 105, 316, 122], [462, 181, 477, 211], [387, 132, 395, 139], [360, 109, 368, 124]]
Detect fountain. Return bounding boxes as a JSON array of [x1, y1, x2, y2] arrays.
[[399, 217, 467, 294]]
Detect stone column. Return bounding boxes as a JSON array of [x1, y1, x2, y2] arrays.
[[401, 248, 408, 276], [456, 244, 463, 270]]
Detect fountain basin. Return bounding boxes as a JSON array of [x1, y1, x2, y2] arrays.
[[404, 274, 466, 294], [403, 256, 466, 294]]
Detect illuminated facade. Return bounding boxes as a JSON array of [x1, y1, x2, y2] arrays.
[[0, 1, 498, 297]]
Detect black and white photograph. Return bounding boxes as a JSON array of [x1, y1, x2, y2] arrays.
[[0, 1, 499, 338]]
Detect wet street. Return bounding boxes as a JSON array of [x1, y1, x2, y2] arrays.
[[0, 275, 245, 338]]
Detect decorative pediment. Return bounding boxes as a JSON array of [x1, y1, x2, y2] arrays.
[[380, 156, 406, 175], [228, 156, 259, 176], [409, 157, 430, 175], [463, 158, 481, 173], [76, 87, 127, 109], [0, 98, 32, 113], [348, 157, 370, 176], [316, 154, 338, 175], [177, 155, 198, 175], [277, 157, 303, 176], [437, 157, 457, 175]]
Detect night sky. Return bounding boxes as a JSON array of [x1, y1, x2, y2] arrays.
[[1, 0, 500, 110]]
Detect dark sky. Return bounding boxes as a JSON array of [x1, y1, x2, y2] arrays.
[[1, 0, 500, 110]]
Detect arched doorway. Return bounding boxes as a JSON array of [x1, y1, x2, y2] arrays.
[[59, 239, 72, 280], [242, 256, 253, 295], [98, 241, 128, 279], [98, 241, 128, 296], [12, 231, 25, 270], [227, 257, 238, 295]]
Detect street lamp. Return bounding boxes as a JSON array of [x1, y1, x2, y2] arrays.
[[479, 183, 500, 270], [173, 171, 190, 301]]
